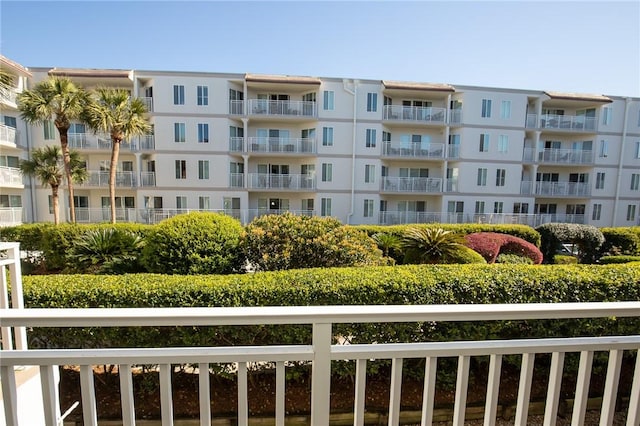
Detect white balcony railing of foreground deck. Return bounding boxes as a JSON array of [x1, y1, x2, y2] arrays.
[[1, 303, 639, 426]]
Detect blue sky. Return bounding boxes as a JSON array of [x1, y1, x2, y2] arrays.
[[1, 1, 639, 96]]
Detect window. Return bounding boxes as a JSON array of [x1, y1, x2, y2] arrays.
[[3, 116, 17, 128], [44, 120, 56, 140], [631, 173, 640, 190], [0, 155, 19, 168], [367, 93, 378, 112], [366, 129, 376, 148], [173, 85, 185, 105], [321, 163, 332, 182], [321, 198, 332, 216], [495, 169, 506, 186], [494, 201, 503, 213], [479, 134, 490, 152], [627, 204, 636, 221], [481, 99, 492, 118], [199, 196, 210, 210], [1, 194, 22, 207], [301, 198, 314, 211], [596, 172, 606, 189], [635, 142, 640, 159], [602, 106, 612, 125], [500, 100, 511, 119], [513, 202, 529, 214], [592, 204, 602, 221], [323, 91, 334, 111], [176, 196, 187, 209], [197, 85, 208, 106], [144, 196, 163, 209], [322, 127, 333, 146], [197, 123, 209, 143], [223, 197, 240, 211], [174, 123, 186, 142], [364, 165, 375, 183], [175, 160, 187, 179], [599, 140, 609, 158], [198, 160, 209, 180], [498, 135, 508, 153], [477, 168, 487, 186], [475, 201, 485, 214], [364, 199, 374, 217]]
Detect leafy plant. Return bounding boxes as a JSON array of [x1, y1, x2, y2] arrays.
[[67, 228, 145, 274], [464, 232, 543, 264], [496, 253, 534, 264], [402, 227, 467, 264], [372, 232, 403, 262], [536, 223, 605, 264]]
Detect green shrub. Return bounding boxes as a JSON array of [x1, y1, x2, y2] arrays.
[[66, 228, 145, 274], [449, 246, 487, 264], [496, 253, 534, 264], [141, 212, 244, 274], [554, 255, 578, 264], [536, 223, 605, 264], [0, 223, 54, 251], [600, 228, 640, 255], [598, 255, 640, 264], [242, 213, 385, 270]]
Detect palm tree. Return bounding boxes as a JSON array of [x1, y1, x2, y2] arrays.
[[83, 88, 150, 223], [17, 77, 87, 222], [372, 232, 403, 258], [402, 227, 465, 264], [19, 146, 87, 225]]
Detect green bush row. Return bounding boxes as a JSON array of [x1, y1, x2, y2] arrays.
[[599, 255, 640, 264], [600, 227, 640, 255]]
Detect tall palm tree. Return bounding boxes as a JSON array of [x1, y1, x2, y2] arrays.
[[83, 88, 150, 223], [19, 146, 87, 225], [17, 77, 87, 222]]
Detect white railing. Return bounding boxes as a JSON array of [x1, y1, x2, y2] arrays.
[[381, 177, 443, 193], [0, 167, 23, 187], [383, 105, 447, 124], [523, 148, 594, 165], [229, 100, 244, 115], [67, 132, 150, 151], [79, 170, 137, 187], [229, 173, 244, 188], [526, 113, 597, 132], [248, 100, 317, 117], [139, 134, 155, 150], [0, 242, 26, 351], [140, 171, 156, 187], [248, 173, 316, 190], [448, 145, 460, 158], [138, 97, 153, 113], [0, 88, 18, 105], [449, 109, 463, 124], [382, 142, 445, 159], [0, 208, 22, 226], [75, 208, 138, 223], [0, 124, 17, 145], [248, 137, 316, 154], [229, 136, 244, 152], [0, 303, 639, 426], [520, 181, 592, 197]]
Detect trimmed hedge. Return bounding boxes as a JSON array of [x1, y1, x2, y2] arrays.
[[536, 223, 604, 264], [464, 232, 543, 264], [600, 227, 640, 255], [599, 255, 640, 264]]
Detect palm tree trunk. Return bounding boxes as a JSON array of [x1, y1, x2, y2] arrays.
[[109, 139, 120, 224], [51, 185, 60, 225], [59, 129, 76, 223]]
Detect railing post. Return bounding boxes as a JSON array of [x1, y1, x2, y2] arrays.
[[311, 322, 331, 426]]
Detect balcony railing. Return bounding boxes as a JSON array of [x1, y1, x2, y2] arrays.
[[139, 135, 155, 150], [381, 177, 442, 193], [382, 105, 446, 124], [378, 211, 585, 227], [449, 109, 463, 124], [67, 132, 153, 151], [138, 97, 153, 112], [524, 148, 594, 165], [140, 171, 156, 187], [448, 145, 460, 159], [75, 208, 138, 223], [382, 142, 445, 159], [521, 181, 591, 197], [0, 207, 23, 226], [229, 173, 244, 188], [0, 88, 18, 105], [0, 166, 23, 187], [229, 137, 244, 152], [248, 100, 317, 118], [229, 100, 244, 115], [1, 302, 638, 426], [248, 173, 316, 190], [526, 113, 597, 132], [80, 171, 137, 187], [248, 137, 316, 154], [0, 124, 17, 146]]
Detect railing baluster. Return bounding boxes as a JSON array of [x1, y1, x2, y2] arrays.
[[276, 361, 285, 426], [119, 364, 136, 426], [1, 365, 19, 426], [571, 350, 594, 426], [311, 323, 332, 426], [600, 349, 623, 426], [452, 355, 470, 426], [484, 354, 502, 426], [238, 362, 248, 426], [354, 358, 367, 426], [160, 364, 174, 426], [388, 358, 403, 426], [198, 362, 211, 426], [627, 350, 640, 426], [421, 356, 437, 426], [543, 351, 565, 426], [515, 352, 535, 425], [80, 365, 98, 426], [0, 264, 12, 350], [40, 365, 59, 426]]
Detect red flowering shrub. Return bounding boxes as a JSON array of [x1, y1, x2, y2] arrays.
[[464, 232, 543, 264]]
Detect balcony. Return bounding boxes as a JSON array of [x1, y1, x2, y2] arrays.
[[0, 124, 17, 146], [248, 173, 316, 190], [521, 181, 591, 197], [229, 173, 244, 188], [67, 133, 152, 151], [75, 207, 138, 223], [229, 137, 244, 152], [80, 171, 137, 187], [229, 100, 244, 115], [0, 87, 18, 106], [0, 207, 22, 226], [138, 96, 153, 112], [382, 142, 444, 159], [526, 114, 597, 133], [138, 135, 155, 150], [140, 171, 156, 187], [383, 105, 446, 125], [248, 137, 316, 154], [0, 167, 23, 187], [248, 100, 317, 118], [525, 148, 594, 165], [381, 177, 443, 193]]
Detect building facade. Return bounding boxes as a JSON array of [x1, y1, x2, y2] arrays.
[[2, 56, 640, 227]]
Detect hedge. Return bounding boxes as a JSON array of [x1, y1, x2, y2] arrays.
[[22, 264, 640, 354], [599, 255, 640, 264], [600, 227, 640, 255]]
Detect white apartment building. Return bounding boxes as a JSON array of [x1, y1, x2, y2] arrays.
[[2, 56, 639, 227]]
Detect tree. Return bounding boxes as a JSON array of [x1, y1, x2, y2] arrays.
[[17, 77, 87, 222], [19, 146, 87, 225], [83, 88, 150, 223]]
